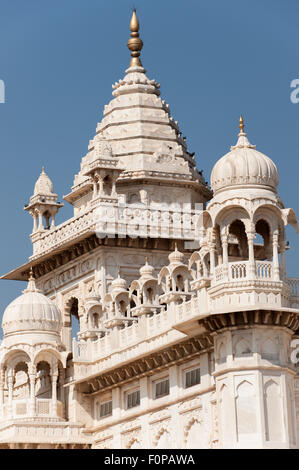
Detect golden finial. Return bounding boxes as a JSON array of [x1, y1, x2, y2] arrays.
[[239, 115, 245, 133], [127, 9, 143, 67], [117, 268, 120, 278]]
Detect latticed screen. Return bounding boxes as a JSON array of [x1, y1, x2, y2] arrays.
[[127, 390, 140, 409], [185, 367, 201, 388], [37, 401, 49, 414], [155, 378, 169, 399], [99, 400, 112, 418]]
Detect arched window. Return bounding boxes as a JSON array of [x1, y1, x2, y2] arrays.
[[254, 219, 271, 260], [36, 361, 51, 399], [69, 298, 80, 340], [229, 219, 248, 259]]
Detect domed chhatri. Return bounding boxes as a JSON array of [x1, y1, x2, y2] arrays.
[[211, 117, 279, 194], [33, 167, 54, 196], [2, 269, 62, 338]]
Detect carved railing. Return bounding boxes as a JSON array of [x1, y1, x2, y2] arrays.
[[2, 399, 63, 419], [213, 260, 274, 285], [255, 261, 272, 279], [286, 278, 299, 298], [119, 321, 139, 347], [31, 203, 202, 258]]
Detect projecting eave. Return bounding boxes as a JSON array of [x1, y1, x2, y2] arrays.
[[1, 229, 96, 281]]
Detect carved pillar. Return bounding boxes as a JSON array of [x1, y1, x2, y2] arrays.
[[51, 371, 59, 416], [273, 230, 280, 281], [209, 243, 216, 275], [111, 172, 118, 196], [247, 230, 256, 279], [31, 211, 38, 233], [38, 210, 43, 231], [50, 209, 56, 229], [0, 368, 5, 417], [92, 177, 98, 199], [98, 178, 104, 196], [280, 241, 286, 280], [29, 367, 36, 416], [7, 373, 14, 418], [221, 233, 229, 278]]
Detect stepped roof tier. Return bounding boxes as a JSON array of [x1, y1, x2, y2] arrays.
[[2, 10, 211, 282], [64, 9, 211, 209]]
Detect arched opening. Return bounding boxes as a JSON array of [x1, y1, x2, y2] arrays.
[[228, 219, 248, 260], [36, 361, 51, 399], [69, 298, 80, 340], [14, 362, 29, 399], [103, 175, 112, 196], [118, 300, 127, 316], [92, 312, 99, 329], [146, 286, 154, 303], [176, 274, 184, 292], [254, 219, 271, 260]]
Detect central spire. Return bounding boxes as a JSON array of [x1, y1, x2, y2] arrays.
[[127, 9, 143, 67]]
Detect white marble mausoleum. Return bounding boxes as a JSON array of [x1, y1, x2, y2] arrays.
[[0, 10, 299, 449]]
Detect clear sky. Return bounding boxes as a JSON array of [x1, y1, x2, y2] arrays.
[[0, 0, 298, 319]]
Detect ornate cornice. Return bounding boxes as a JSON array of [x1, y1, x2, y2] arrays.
[[3, 236, 191, 282], [200, 309, 299, 334], [77, 333, 213, 395]]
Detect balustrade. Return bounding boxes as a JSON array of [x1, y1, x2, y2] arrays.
[[32, 203, 200, 257]]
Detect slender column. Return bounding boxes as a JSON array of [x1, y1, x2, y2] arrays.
[[38, 211, 43, 230], [51, 372, 58, 416], [7, 373, 14, 418], [32, 212, 38, 233], [0, 368, 5, 418], [273, 230, 280, 281], [111, 173, 117, 196], [221, 233, 229, 278], [29, 370, 36, 416], [50, 210, 56, 229], [280, 242, 286, 280], [247, 230, 256, 279], [92, 178, 98, 199], [209, 243, 216, 275]]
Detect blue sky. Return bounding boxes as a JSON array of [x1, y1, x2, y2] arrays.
[[0, 0, 298, 318]]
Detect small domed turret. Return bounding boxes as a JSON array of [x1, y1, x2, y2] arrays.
[[2, 270, 62, 344], [211, 117, 279, 194], [33, 167, 54, 196]]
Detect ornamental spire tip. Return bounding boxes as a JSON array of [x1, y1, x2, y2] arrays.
[[127, 9, 143, 67]]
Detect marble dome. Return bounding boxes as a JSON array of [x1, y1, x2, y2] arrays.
[[211, 123, 279, 194], [2, 274, 62, 337], [33, 167, 54, 196]]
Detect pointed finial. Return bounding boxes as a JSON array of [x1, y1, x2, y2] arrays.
[[127, 9, 143, 67], [145, 256, 148, 265], [239, 115, 245, 133], [42, 166, 45, 174], [174, 242, 178, 251], [29, 267, 34, 281], [117, 268, 120, 278], [23, 266, 39, 293]]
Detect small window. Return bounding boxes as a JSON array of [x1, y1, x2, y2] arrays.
[[99, 400, 112, 418], [155, 378, 169, 399], [127, 390, 140, 409], [185, 367, 201, 388]]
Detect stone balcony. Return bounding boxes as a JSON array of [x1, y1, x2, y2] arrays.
[[72, 259, 299, 383], [30, 202, 201, 259], [209, 260, 291, 312], [2, 398, 63, 420]]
